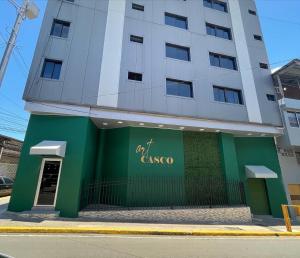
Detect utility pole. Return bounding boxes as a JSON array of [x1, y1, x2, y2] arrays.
[[0, 0, 39, 88]]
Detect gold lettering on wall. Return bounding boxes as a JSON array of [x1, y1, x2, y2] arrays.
[[136, 139, 174, 165]]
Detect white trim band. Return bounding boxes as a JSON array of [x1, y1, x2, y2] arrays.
[[228, 0, 263, 124], [25, 101, 283, 135], [97, 0, 126, 107]]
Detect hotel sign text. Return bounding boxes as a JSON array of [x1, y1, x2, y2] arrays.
[[136, 139, 174, 165]]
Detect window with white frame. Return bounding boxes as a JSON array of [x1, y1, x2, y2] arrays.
[[287, 111, 300, 128]]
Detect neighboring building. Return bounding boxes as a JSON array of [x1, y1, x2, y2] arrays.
[[9, 0, 287, 218], [0, 134, 22, 180], [272, 59, 300, 217]]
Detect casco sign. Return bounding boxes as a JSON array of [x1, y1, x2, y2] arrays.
[[136, 139, 174, 165]]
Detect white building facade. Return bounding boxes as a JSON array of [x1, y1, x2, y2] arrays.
[[273, 59, 300, 217], [8, 0, 288, 218]]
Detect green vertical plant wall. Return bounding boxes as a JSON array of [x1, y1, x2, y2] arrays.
[[183, 132, 222, 177]]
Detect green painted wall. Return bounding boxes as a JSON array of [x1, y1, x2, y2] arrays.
[[219, 133, 242, 205], [98, 128, 130, 205], [127, 127, 185, 206], [78, 118, 98, 211], [101, 128, 130, 181], [94, 129, 105, 182], [128, 127, 184, 177], [219, 133, 240, 181], [235, 137, 288, 217], [8, 115, 98, 217]]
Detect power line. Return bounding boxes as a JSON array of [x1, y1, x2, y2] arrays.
[[12, 51, 28, 78], [15, 46, 29, 70], [0, 111, 28, 123], [0, 92, 25, 110], [0, 116, 27, 128], [0, 106, 28, 121]]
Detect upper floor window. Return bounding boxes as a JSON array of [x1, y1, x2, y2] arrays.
[[266, 94, 276, 101], [287, 112, 300, 128], [260, 63, 269, 69], [254, 34, 262, 41], [206, 23, 232, 40], [41, 59, 62, 80], [130, 35, 143, 44], [128, 72, 142, 81], [213, 86, 243, 104], [166, 43, 190, 61], [51, 19, 70, 38], [203, 0, 228, 13], [132, 3, 144, 11], [248, 9, 257, 15], [209, 52, 237, 70], [166, 78, 193, 98], [165, 12, 188, 30]]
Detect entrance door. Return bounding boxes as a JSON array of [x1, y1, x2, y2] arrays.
[[35, 159, 62, 206], [247, 179, 271, 215]]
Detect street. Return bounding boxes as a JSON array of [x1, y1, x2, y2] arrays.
[[0, 234, 299, 258]]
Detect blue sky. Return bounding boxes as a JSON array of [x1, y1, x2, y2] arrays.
[[0, 0, 299, 141]]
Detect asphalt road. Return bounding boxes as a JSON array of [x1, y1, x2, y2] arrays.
[[0, 234, 299, 258]]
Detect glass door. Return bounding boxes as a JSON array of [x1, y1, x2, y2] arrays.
[[35, 159, 61, 206]]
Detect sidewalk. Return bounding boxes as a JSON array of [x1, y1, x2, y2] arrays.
[[0, 197, 299, 236]]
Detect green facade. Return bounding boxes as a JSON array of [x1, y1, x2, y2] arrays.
[[235, 137, 287, 217], [8, 115, 98, 217], [9, 115, 288, 218]]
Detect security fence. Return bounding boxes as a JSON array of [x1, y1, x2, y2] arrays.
[[82, 176, 246, 210]]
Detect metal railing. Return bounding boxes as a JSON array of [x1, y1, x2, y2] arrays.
[[81, 176, 246, 210]]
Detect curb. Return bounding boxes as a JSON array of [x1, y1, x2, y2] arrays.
[[0, 227, 299, 236]]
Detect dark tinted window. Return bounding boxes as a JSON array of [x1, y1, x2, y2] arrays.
[[260, 63, 269, 69], [248, 9, 256, 15], [203, 0, 227, 12], [128, 72, 142, 81], [254, 35, 262, 41], [41, 59, 62, 80], [0, 178, 3, 185], [165, 12, 188, 29], [206, 23, 232, 40], [209, 52, 237, 70], [132, 3, 144, 11], [166, 79, 193, 98], [166, 43, 190, 61], [51, 19, 70, 38], [3, 177, 13, 184], [287, 112, 299, 127], [267, 94, 276, 101], [213, 86, 243, 104], [130, 35, 143, 43]]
